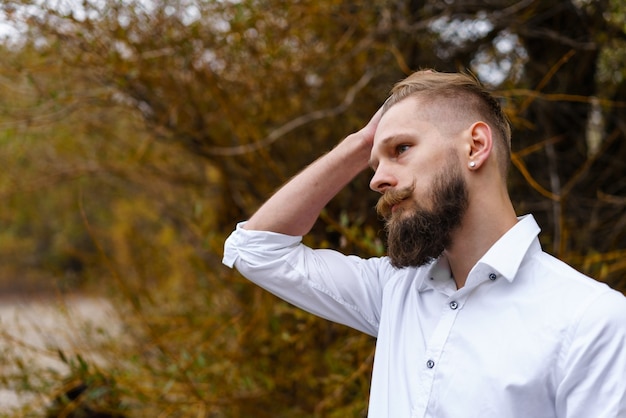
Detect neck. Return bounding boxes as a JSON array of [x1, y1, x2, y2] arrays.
[[444, 192, 518, 289]]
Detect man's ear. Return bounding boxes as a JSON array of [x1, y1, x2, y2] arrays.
[[467, 121, 493, 170]]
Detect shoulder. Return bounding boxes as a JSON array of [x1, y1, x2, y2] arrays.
[[354, 254, 426, 287], [528, 250, 614, 296], [518, 249, 626, 330], [572, 287, 626, 335], [531, 252, 626, 354]]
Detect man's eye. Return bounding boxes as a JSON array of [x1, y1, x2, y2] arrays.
[[396, 144, 410, 155]]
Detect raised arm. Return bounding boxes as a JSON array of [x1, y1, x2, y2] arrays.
[[243, 108, 382, 236]]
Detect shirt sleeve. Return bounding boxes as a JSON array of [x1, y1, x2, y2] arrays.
[[223, 222, 389, 336], [555, 288, 626, 417]]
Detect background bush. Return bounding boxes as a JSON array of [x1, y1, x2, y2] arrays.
[[0, 0, 625, 416]]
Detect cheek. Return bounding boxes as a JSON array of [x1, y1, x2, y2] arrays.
[[411, 183, 439, 211], [409, 179, 429, 199]]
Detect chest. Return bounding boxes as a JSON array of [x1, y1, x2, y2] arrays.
[[370, 280, 564, 417]]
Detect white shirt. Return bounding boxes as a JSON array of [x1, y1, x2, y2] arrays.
[[222, 215, 626, 418]]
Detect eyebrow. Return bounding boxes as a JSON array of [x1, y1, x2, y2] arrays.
[[368, 134, 413, 170]]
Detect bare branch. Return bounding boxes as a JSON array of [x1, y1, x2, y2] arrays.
[[204, 70, 377, 157]]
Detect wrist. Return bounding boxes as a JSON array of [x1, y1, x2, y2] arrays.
[[337, 131, 373, 171]]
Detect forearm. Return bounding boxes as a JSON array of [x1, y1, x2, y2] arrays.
[[244, 130, 372, 236]]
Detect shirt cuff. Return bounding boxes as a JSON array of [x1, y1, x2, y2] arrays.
[[222, 221, 303, 268]]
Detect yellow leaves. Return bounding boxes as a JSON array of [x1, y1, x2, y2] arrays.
[[1, 0, 626, 415]]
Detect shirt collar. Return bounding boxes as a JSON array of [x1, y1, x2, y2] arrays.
[[473, 214, 541, 283], [419, 256, 456, 294], [419, 214, 542, 291]]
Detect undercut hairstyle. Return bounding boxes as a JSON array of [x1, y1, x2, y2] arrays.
[[383, 69, 512, 177]]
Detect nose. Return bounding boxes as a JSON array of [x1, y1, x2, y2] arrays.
[[369, 164, 397, 193]]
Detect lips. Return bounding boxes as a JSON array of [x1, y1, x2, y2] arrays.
[[375, 185, 415, 220], [391, 200, 404, 213]]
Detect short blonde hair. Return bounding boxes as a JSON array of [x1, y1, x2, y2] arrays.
[[384, 69, 512, 176]]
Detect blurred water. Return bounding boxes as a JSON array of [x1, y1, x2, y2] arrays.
[[0, 294, 119, 411]]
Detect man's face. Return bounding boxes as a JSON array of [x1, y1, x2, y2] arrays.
[[369, 97, 469, 268], [376, 154, 469, 268]]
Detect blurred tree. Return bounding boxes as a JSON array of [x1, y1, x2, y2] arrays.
[[0, 0, 625, 416]]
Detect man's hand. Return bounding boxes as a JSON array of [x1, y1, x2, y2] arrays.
[[360, 105, 384, 149], [243, 107, 383, 236], [344, 105, 384, 170]]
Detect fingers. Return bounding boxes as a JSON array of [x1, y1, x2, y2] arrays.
[[368, 105, 384, 128], [359, 105, 384, 147]]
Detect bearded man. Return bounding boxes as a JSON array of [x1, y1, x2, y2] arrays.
[[222, 70, 626, 417]]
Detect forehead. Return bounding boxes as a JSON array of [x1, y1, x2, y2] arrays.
[[369, 97, 439, 169], [374, 96, 431, 143]]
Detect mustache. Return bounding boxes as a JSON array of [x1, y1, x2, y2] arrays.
[[375, 184, 415, 220]]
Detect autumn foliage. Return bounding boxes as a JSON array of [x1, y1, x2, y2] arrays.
[[0, 0, 625, 416]]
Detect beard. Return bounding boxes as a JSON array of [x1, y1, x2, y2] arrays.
[[376, 158, 469, 269]]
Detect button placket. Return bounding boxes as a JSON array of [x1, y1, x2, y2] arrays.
[[418, 287, 464, 406]]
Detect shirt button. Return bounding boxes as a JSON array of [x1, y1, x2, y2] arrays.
[[449, 301, 459, 310], [489, 273, 497, 281], [426, 359, 435, 369]]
